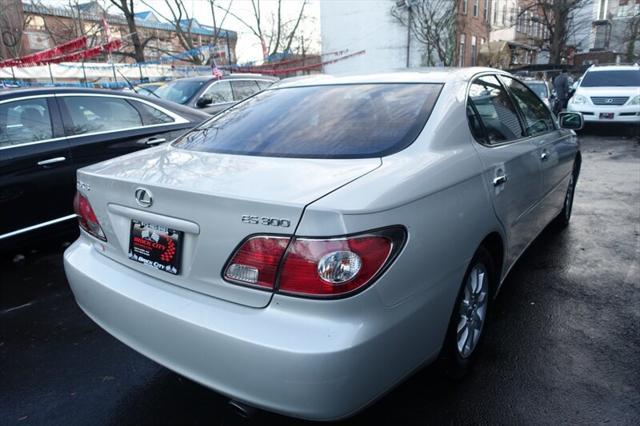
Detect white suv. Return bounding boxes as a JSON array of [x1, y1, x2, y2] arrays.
[[567, 64, 640, 124]]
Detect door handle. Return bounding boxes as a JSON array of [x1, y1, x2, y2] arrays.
[[37, 157, 66, 166], [139, 137, 167, 146], [541, 150, 549, 161], [493, 174, 507, 186]]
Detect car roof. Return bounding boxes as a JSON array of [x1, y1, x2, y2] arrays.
[[170, 73, 278, 83], [0, 86, 151, 100], [586, 64, 640, 72], [273, 67, 509, 88], [0, 86, 210, 120]]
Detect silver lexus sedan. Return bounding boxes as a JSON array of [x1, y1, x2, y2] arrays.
[[64, 68, 583, 420]]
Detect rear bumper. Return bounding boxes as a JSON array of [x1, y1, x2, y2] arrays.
[[64, 237, 443, 420]]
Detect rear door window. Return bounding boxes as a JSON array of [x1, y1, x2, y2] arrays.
[[256, 80, 273, 90], [173, 83, 442, 158], [60, 96, 142, 136], [0, 98, 53, 147], [131, 101, 175, 125], [467, 75, 524, 144], [231, 80, 261, 101], [201, 81, 233, 104], [501, 76, 555, 136]]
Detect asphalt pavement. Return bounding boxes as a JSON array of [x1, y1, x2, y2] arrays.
[[1, 128, 639, 425]]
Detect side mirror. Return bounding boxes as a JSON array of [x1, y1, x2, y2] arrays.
[[558, 112, 584, 130], [196, 95, 213, 108]]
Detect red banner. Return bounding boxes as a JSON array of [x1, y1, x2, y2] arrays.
[[0, 36, 87, 67], [230, 50, 366, 76], [0, 39, 122, 68], [48, 40, 122, 64]]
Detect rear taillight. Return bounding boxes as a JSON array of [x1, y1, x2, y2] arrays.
[[223, 227, 405, 298], [224, 236, 289, 289], [73, 192, 107, 241]]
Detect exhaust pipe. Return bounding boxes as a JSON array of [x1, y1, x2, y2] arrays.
[[228, 400, 256, 419]]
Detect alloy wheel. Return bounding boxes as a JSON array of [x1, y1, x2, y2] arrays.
[[456, 263, 489, 358]]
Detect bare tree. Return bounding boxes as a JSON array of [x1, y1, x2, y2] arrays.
[[207, 0, 234, 64], [215, 0, 308, 61], [141, 0, 233, 64], [0, 3, 31, 59], [622, 13, 640, 62], [140, 0, 202, 63], [391, 0, 460, 67], [516, 0, 590, 64], [109, 0, 146, 62]]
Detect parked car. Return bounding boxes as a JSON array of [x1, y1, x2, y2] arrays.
[[523, 79, 554, 109], [154, 74, 277, 115], [64, 68, 583, 421], [0, 87, 209, 250], [567, 64, 640, 124]]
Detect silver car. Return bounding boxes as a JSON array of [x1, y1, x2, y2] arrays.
[[64, 68, 584, 420]]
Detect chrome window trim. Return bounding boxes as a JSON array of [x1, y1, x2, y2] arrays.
[[465, 71, 559, 149], [0, 93, 189, 151], [0, 214, 77, 240], [198, 78, 272, 104]]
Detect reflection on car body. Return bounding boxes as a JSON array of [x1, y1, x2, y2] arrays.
[[154, 74, 277, 115], [0, 87, 209, 249]]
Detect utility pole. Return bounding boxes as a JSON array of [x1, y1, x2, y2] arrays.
[[406, 3, 412, 67], [397, 0, 415, 68]]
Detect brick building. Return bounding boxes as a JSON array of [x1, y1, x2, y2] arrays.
[[456, 0, 492, 66], [0, 0, 237, 65], [485, 0, 552, 66]]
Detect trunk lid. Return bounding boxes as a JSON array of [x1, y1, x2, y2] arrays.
[[77, 146, 381, 308]]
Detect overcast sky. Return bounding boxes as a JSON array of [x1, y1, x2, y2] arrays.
[[140, 0, 321, 63]]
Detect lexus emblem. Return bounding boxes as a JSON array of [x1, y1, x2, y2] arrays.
[[606, 98, 614, 104], [134, 188, 153, 208]]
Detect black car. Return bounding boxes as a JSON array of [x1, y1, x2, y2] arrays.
[[0, 87, 209, 250], [153, 74, 277, 115]]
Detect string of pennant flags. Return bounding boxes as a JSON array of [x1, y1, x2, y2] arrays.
[[0, 37, 122, 68], [0, 32, 365, 84]]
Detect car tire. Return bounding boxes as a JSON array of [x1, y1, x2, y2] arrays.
[[552, 161, 579, 230], [439, 246, 495, 379]]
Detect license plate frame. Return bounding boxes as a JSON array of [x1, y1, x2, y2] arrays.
[[599, 112, 614, 119], [128, 219, 183, 275]]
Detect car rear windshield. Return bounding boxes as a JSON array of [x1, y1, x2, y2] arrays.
[[580, 70, 640, 87], [172, 83, 442, 158], [155, 80, 205, 104]]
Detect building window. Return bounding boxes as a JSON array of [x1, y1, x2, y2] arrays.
[[502, 2, 507, 25], [459, 33, 466, 66], [493, 0, 498, 24], [473, 0, 479, 16], [462, 0, 468, 14], [597, 0, 608, 20], [484, 0, 489, 21], [471, 36, 478, 66]]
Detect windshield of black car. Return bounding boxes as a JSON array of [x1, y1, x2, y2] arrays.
[[172, 83, 442, 159], [154, 80, 205, 104], [580, 70, 640, 87]]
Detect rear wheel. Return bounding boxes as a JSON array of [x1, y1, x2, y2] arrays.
[[553, 162, 578, 229], [440, 246, 495, 378]]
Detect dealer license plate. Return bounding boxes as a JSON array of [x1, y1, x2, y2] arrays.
[[128, 219, 182, 275]]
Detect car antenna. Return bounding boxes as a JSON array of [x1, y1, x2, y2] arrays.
[[116, 68, 161, 99]]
